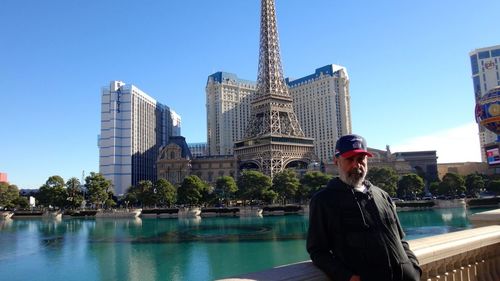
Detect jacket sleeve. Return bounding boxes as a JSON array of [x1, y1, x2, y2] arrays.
[[307, 195, 353, 281], [391, 199, 422, 275]]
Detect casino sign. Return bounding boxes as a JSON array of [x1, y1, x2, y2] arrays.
[[476, 86, 500, 135]]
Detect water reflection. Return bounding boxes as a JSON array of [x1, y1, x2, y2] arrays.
[[0, 208, 495, 281], [0, 218, 12, 230], [178, 217, 202, 226], [397, 207, 489, 239]]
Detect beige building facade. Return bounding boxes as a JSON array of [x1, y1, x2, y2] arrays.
[[205, 65, 351, 164], [157, 136, 237, 185], [437, 162, 489, 179], [206, 72, 255, 156], [287, 65, 351, 163]]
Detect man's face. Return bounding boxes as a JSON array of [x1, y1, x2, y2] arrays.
[[335, 153, 368, 187]]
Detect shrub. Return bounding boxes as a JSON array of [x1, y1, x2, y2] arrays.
[[201, 208, 239, 214], [467, 197, 500, 206], [395, 201, 435, 208]]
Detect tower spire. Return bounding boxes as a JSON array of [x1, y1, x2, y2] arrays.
[[234, 0, 317, 178], [245, 0, 305, 138], [256, 0, 289, 100]]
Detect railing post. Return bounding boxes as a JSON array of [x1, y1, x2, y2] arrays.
[[477, 260, 489, 281], [473, 262, 480, 281], [458, 266, 465, 281]]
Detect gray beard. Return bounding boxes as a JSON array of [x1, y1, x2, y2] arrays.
[[339, 168, 366, 188]]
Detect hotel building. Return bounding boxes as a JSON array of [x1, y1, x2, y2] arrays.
[[470, 45, 500, 161], [205, 65, 351, 163], [99, 81, 180, 195], [206, 72, 255, 156], [287, 65, 351, 162]]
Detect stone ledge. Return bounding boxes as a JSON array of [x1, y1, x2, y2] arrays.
[[469, 209, 500, 227], [217, 225, 500, 281]]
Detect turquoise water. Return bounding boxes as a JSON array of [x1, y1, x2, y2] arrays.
[[0, 207, 494, 281]]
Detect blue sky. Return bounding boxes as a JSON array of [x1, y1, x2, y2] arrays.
[[1, 0, 498, 188]]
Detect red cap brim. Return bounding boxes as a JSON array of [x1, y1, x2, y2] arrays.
[[340, 149, 373, 159]]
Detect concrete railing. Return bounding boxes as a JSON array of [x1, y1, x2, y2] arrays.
[[218, 225, 500, 281]]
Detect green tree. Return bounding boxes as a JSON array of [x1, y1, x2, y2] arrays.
[[464, 173, 485, 197], [137, 180, 156, 207], [367, 167, 398, 197], [214, 176, 238, 205], [66, 177, 84, 209], [85, 172, 111, 208], [177, 175, 206, 206], [486, 180, 500, 195], [105, 191, 117, 208], [37, 175, 68, 209], [299, 171, 332, 201], [429, 181, 440, 196], [439, 173, 466, 196], [237, 170, 272, 204], [200, 184, 216, 206], [0, 182, 20, 209], [261, 189, 278, 204], [397, 174, 424, 199], [272, 169, 300, 205], [154, 179, 177, 207], [12, 196, 29, 208], [123, 185, 139, 207]]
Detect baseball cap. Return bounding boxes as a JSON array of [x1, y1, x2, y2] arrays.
[[335, 134, 373, 158]]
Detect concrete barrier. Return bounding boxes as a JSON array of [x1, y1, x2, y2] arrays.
[[218, 225, 500, 281]]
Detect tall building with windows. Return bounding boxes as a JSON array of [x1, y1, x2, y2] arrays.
[[470, 45, 500, 161], [99, 81, 180, 195], [205, 65, 351, 163], [287, 64, 351, 163], [169, 110, 182, 137], [188, 142, 208, 157], [206, 72, 255, 156]]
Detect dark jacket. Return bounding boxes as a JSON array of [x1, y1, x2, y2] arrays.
[[306, 178, 421, 281]]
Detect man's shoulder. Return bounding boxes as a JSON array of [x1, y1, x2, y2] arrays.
[[366, 181, 391, 198], [311, 178, 347, 202]]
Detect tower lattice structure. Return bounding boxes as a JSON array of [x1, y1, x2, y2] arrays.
[[234, 0, 317, 178]]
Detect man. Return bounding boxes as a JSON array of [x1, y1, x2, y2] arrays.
[[307, 134, 421, 281]]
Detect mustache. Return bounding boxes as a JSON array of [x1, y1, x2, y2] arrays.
[[348, 168, 364, 176]]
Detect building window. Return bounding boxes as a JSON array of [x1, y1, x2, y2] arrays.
[[470, 54, 479, 75], [479, 51, 490, 59]]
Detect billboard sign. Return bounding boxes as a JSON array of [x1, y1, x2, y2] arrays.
[[485, 144, 500, 166]]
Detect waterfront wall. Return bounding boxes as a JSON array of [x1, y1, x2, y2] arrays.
[[218, 225, 500, 281]]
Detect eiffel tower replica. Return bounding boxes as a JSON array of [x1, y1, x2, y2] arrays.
[[234, 0, 317, 178]]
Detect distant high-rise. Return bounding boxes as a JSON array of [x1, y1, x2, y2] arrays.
[[99, 81, 180, 195], [469, 45, 500, 161], [206, 72, 255, 156], [206, 64, 351, 164], [169, 110, 182, 137], [287, 65, 351, 163]]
